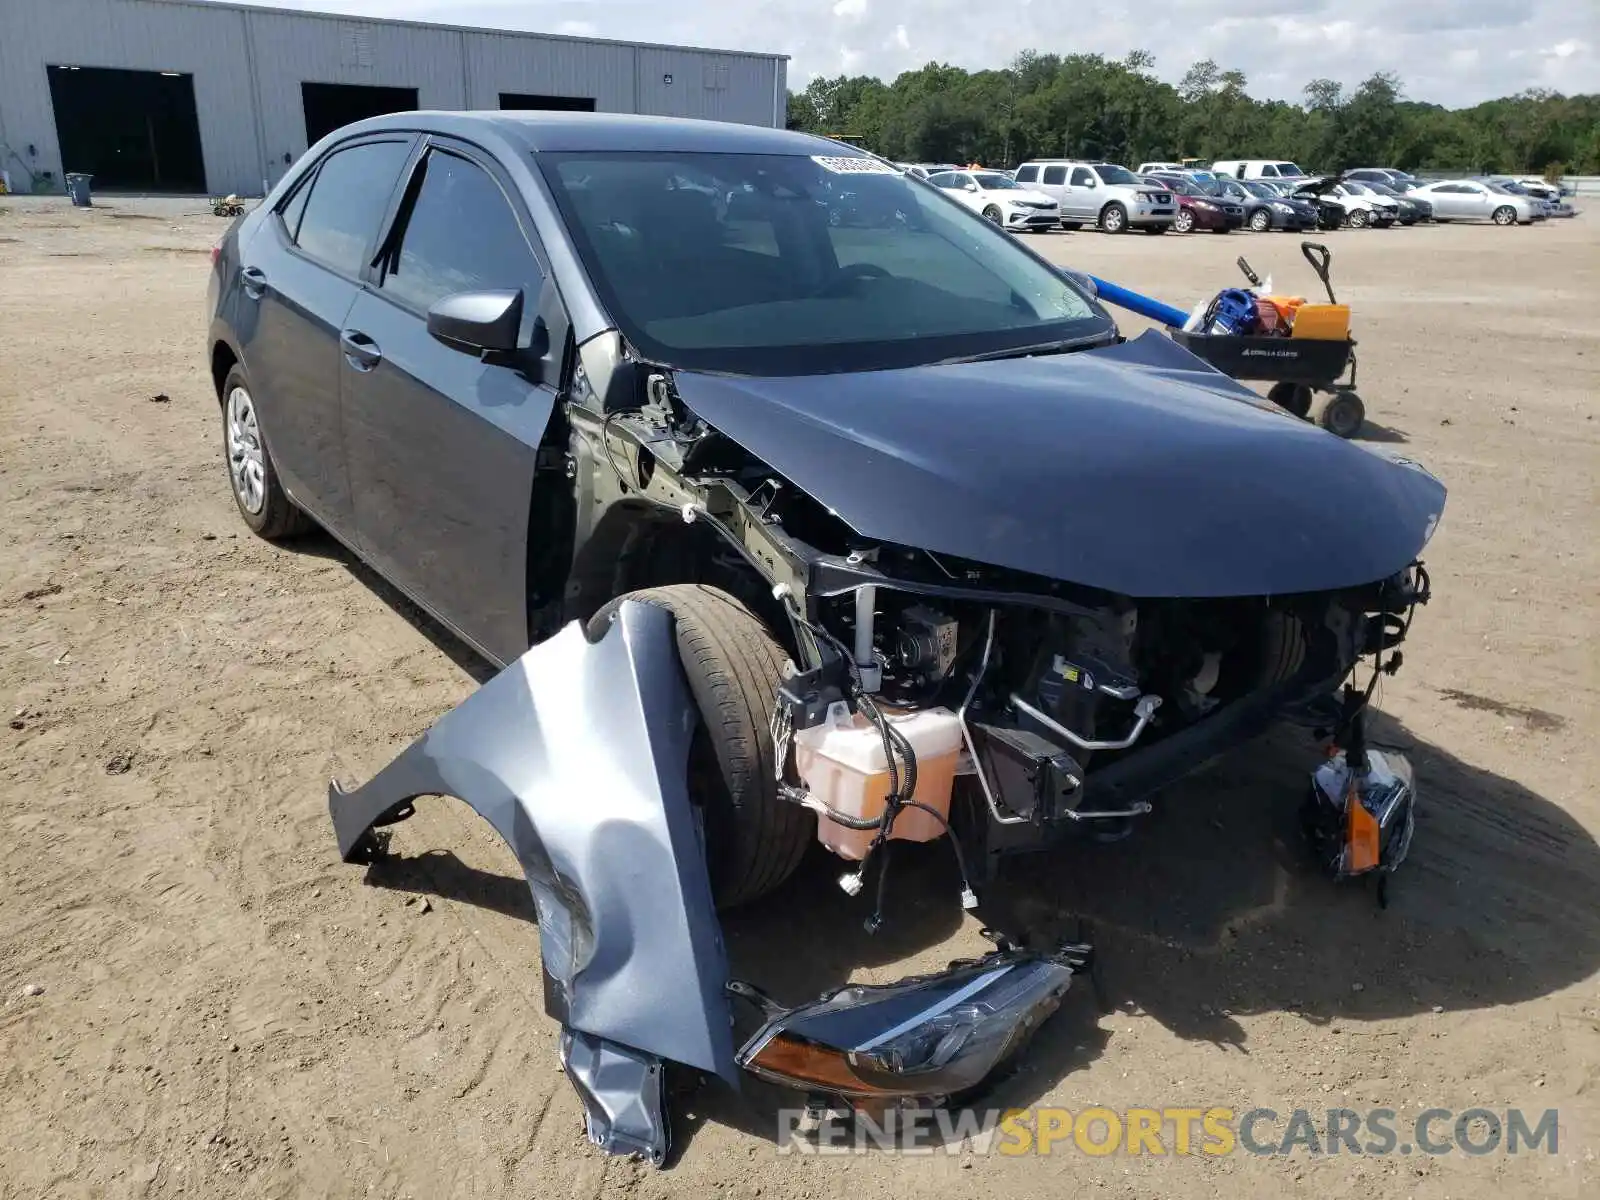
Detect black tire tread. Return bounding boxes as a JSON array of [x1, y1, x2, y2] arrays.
[[588, 585, 809, 906], [222, 365, 312, 541]]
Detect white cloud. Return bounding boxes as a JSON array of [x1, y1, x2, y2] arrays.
[[235, 1, 1600, 108], [555, 19, 598, 37]]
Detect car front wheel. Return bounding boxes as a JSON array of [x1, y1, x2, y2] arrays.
[[982, 205, 1003, 224], [585, 585, 812, 908], [1099, 203, 1128, 233], [1174, 208, 1195, 233], [1492, 205, 1518, 226], [1249, 209, 1272, 232], [221, 364, 311, 540]]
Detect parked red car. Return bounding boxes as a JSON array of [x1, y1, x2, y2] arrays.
[[1147, 174, 1245, 233]]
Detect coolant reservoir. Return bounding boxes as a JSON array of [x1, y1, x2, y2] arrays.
[[792, 701, 964, 861]]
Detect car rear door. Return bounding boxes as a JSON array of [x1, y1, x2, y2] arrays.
[[339, 140, 565, 665], [1037, 164, 1069, 211], [234, 136, 414, 535]]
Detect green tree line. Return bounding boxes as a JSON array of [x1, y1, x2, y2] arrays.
[[786, 52, 1600, 177]]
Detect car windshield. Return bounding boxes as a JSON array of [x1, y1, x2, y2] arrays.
[[1093, 164, 1140, 185], [1275, 163, 1306, 177], [1165, 178, 1202, 196], [1366, 182, 1399, 196], [973, 173, 1020, 190], [540, 151, 1107, 376], [1483, 181, 1515, 194], [1242, 180, 1279, 198], [1342, 180, 1375, 195]]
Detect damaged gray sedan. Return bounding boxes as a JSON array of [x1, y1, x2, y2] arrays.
[[208, 112, 1445, 1162]]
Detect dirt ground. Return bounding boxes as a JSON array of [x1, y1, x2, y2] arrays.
[[2, 195, 1597, 1200]]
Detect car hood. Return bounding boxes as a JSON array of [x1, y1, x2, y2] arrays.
[[672, 331, 1446, 598], [1000, 188, 1055, 205]]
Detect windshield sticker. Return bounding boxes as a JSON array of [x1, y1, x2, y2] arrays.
[[812, 156, 899, 175]]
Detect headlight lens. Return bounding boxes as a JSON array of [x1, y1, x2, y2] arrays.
[[736, 945, 1083, 1101]]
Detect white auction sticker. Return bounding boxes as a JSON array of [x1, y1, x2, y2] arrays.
[[812, 155, 898, 175]]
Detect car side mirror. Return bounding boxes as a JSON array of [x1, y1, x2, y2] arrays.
[[427, 289, 523, 355]]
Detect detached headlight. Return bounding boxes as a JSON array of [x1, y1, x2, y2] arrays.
[[736, 943, 1084, 1102]]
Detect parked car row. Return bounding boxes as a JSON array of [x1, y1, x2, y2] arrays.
[[870, 157, 1578, 235]]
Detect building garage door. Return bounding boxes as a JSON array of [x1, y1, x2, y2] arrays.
[[46, 66, 206, 193], [500, 92, 596, 112], [302, 83, 419, 146]]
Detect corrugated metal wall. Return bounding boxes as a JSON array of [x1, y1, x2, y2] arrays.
[[0, 0, 786, 196]]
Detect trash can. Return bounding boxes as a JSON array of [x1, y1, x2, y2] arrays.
[[65, 173, 94, 208]]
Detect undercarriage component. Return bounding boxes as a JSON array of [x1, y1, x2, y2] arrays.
[[326, 601, 737, 1162]]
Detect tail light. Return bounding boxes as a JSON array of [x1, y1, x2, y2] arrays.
[[211, 243, 221, 266], [735, 942, 1086, 1103]]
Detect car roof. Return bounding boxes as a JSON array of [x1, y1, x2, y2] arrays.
[[328, 110, 851, 156]]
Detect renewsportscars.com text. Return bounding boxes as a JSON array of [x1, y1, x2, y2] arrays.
[[777, 1106, 1561, 1157]]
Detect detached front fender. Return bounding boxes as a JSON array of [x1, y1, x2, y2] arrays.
[[327, 602, 736, 1156]]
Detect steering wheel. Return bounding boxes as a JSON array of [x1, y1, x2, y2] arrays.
[[816, 261, 891, 297]]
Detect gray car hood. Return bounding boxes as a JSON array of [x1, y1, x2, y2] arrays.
[[672, 331, 1445, 597]]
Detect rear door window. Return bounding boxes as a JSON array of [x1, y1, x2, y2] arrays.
[[293, 139, 413, 277], [1070, 167, 1094, 186], [1014, 165, 1038, 183], [1042, 165, 1067, 185], [380, 149, 542, 312], [1260, 164, 1279, 177]]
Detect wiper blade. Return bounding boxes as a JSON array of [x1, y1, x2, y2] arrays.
[[937, 333, 1114, 366]]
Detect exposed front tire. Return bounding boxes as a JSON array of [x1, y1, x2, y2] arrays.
[[1249, 208, 1272, 232], [220, 364, 312, 540], [1492, 205, 1518, 226], [1349, 208, 1370, 229], [585, 585, 811, 908], [982, 205, 1003, 224], [1099, 203, 1128, 233], [1174, 208, 1195, 233]]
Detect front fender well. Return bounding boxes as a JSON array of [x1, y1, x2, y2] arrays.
[[327, 601, 735, 1084]]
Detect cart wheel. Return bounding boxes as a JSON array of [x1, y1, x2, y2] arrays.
[[1267, 382, 1314, 419], [1318, 390, 1365, 438]]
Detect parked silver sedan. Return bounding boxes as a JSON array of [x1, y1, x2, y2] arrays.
[[1409, 180, 1540, 225]]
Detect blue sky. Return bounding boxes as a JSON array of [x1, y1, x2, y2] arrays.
[[236, 0, 1597, 107]]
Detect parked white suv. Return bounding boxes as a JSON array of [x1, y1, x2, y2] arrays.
[[925, 169, 1061, 231], [1212, 159, 1309, 182], [1014, 160, 1176, 232]]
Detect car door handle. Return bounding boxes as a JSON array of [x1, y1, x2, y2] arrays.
[[240, 266, 267, 299], [340, 330, 382, 371]]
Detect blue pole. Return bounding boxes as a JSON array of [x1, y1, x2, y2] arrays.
[[1088, 275, 1190, 329]]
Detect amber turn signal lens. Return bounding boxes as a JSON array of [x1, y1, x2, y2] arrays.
[[744, 1032, 884, 1097]]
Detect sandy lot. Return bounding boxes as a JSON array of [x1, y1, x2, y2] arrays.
[[2, 196, 1597, 1200]]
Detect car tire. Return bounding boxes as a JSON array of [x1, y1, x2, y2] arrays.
[[1249, 209, 1272, 232], [1098, 203, 1128, 233], [1267, 382, 1314, 419], [982, 205, 1003, 224], [1349, 208, 1370, 229], [1492, 205, 1518, 226], [585, 584, 811, 908], [1174, 208, 1195, 233], [220, 364, 312, 540], [1317, 390, 1365, 439]]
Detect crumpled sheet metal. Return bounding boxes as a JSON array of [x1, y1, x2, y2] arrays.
[[327, 601, 736, 1085], [561, 1029, 670, 1164]]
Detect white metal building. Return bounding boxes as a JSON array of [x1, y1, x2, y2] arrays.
[[0, 0, 788, 196]]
